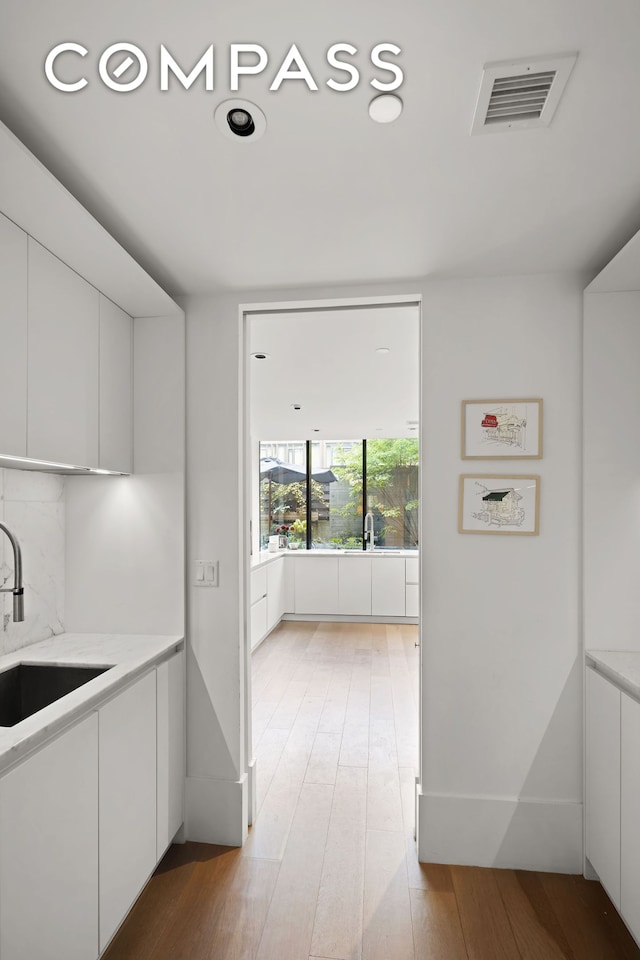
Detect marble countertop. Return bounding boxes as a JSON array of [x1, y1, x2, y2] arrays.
[[0, 632, 183, 774], [587, 650, 640, 700]]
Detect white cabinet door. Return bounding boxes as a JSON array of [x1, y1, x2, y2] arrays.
[[251, 596, 267, 649], [0, 212, 27, 457], [338, 557, 372, 615], [251, 566, 267, 605], [621, 692, 640, 939], [372, 558, 406, 616], [0, 713, 99, 960], [586, 667, 621, 908], [267, 557, 285, 630], [27, 238, 99, 467], [157, 652, 185, 859], [405, 583, 419, 617], [294, 557, 339, 614], [99, 671, 157, 951], [99, 294, 132, 473], [406, 557, 419, 584]]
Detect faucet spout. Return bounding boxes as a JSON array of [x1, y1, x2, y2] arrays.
[[364, 512, 375, 551], [0, 522, 24, 622]]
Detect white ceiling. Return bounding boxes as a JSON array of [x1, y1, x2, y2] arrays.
[[1, 2, 640, 297], [250, 305, 419, 439]]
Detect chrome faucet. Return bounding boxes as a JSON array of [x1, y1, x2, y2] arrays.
[[0, 523, 24, 622], [364, 511, 375, 551]]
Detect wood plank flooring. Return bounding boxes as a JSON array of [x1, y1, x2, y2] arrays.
[[104, 620, 639, 960]]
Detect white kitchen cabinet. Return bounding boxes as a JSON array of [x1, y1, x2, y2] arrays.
[[405, 584, 419, 617], [0, 212, 27, 457], [99, 293, 132, 473], [267, 556, 285, 631], [294, 556, 339, 614], [0, 713, 99, 960], [157, 651, 185, 860], [586, 667, 621, 908], [338, 556, 372, 615], [372, 558, 406, 617], [406, 557, 419, 584], [251, 566, 268, 605], [27, 238, 99, 467], [622, 692, 640, 940], [99, 670, 157, 951], [251, 596, 268, 650]]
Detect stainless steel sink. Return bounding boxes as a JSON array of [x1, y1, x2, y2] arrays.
[[0, 663, 109, 727]]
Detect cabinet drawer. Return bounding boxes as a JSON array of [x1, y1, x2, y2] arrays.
[[251, 567, 268, 605]]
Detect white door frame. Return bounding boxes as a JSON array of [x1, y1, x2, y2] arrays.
[[239, 292, 423, 828]]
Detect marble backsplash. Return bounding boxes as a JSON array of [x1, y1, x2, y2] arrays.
[[0, 469, 65, 655]]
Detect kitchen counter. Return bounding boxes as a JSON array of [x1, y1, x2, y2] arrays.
[[252, 548, 418, 566], [587, 650, 640, 701], [0, 632, 183, 774]]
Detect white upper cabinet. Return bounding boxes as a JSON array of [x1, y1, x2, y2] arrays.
[[27, 238, 99, 467], [99, 294, 132, 473], [0, 213, 27, 457]]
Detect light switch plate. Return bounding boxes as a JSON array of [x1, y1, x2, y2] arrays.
[[194, 560, 219, 587]]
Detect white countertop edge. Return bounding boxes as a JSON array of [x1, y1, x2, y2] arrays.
[[251, 549, 419, 568], [586, 649, 640, 701], [0, 632, 184, 775]]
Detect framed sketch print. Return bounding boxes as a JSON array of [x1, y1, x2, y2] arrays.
[[459, 475, 540, 535], [461, 399, 542, 459]]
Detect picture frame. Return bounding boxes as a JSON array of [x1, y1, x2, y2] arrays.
[[461, 399, 543, 459], [458, 474, 540, 535]]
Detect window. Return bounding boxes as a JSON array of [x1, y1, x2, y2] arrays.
[[258, 438, 418, 550]]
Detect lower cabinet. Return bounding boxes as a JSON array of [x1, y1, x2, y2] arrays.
[[156, 652, 185, 860], [586, 667, 621, 908], [99, 671, 157, 951], [338, 556, 372, 615], [267, 557, 285, 631], [294, 557, 339, 614], [0, 651, 185, 960], [0, 714, 99, 960], [371, 558, 406, 617], [622, 692, 640, 942]]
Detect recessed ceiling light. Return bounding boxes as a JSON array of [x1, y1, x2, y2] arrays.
[[375, 346, 391, 354], [251, 352, 269, 360], [214, 98, 266, 142], [408, 427, 417, 431], [313, 428, 320, 432], [369, 94, 403, 123], [292, 404, 302, 411]]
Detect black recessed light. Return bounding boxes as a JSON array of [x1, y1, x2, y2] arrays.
[[227, 108, 255, 137], [251, 352, 269, 360]]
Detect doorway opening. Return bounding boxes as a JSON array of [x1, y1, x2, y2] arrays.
[[240, 296, 423, 939]]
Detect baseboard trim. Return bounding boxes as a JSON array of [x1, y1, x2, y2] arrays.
[[185, 774, 248, 846], [417, 790, 583, 873], [282, 614, 419, 625]]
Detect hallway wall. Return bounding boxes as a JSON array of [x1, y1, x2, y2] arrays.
[[181, 271, 585, 870]]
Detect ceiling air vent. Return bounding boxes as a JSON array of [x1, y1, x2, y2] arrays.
[[471, 53, 577, 135]]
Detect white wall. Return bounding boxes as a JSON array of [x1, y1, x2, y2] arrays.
[[65, 314, 185, 637], [182, 271, 585, 870], [584, 291, 640, 651], [419, 274, 584, 871], [0, 468, 64, 653]]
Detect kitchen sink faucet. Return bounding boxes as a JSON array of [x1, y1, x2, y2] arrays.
[[0, 523, 24, 622], [364, 512, 375, 551]]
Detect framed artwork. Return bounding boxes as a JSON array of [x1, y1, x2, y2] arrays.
[[461, 399, 543, 459], [459, 474, 540, 535]]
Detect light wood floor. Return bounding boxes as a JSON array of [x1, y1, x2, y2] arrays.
[[104, 620, 639, 960]]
